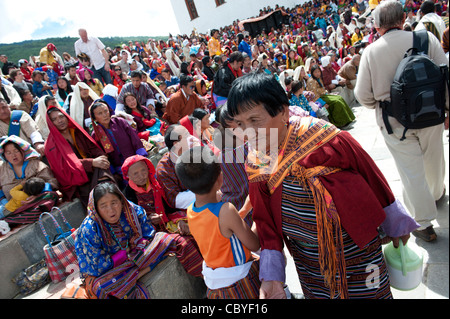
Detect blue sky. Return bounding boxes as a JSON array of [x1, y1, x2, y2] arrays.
[[0, 0, 181, 44]]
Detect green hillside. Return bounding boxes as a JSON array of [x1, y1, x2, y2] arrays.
[[0, 36, 168, 65]]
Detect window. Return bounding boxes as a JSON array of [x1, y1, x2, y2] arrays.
[[215, 0, 226, 6], [185, 0, 199, 20]]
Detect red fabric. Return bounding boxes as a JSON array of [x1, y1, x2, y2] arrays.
[[121, 155, 169, 223], [44, 106, 98, 193], [179, 115, 220, 156], [250, 131, 394, 252]]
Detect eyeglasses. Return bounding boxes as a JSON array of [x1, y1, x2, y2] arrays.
[[115, 69, 121, 71]]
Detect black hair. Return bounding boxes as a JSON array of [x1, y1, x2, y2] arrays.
[[175, 146, 221, 195], [227, 72, 289, 118], [164, 124, 181, 150], [180, 73, 195, 87], [23, 177, 46, 196], [130, 70, 143, 79], [192, 108, 209, 121], [92, 182, 123, 212], [122, 92, 151, 118], [420, 0, 436, 14], [310, 64, 324, 88], [89, 100, 111, 121], [288, 80, 304, 99], [229, 51, 245, 63]]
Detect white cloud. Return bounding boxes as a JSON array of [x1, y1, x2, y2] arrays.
[[0, 0, 180, 43]]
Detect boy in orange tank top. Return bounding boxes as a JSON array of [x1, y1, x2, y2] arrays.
[[175, 146, 261, 299]]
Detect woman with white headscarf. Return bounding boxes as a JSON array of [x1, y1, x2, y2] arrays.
[[34, 95, 60, 140], [165, 49, 182, 78], [64, 82, 100, 132]]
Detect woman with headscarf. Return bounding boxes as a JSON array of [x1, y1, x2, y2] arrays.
[[34, 95, 59, 140], [306, 64, 355, 128], [45, 106, 115, 205], [65, 82, 100, 132], [75, 182, 181, 299], [121, 155, 203, 277], [164, 49, 182, 78], [0, 135, 59, 225]]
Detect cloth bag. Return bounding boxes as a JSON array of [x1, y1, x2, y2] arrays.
[[11, 259, 51, 296], [38, 207, 78, 283]]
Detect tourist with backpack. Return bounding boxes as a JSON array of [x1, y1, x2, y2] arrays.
[[355, 0, 449, 242]]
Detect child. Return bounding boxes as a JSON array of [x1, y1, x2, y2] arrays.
[[1, 177, 46, 219], [32, 71, 53, 98], [175, 146, 261, 299]]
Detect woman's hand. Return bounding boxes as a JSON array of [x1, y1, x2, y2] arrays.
[[178, 220, 190, 235], [149, 213, 163, 225], [260, 280, 286, 299], [92, 155, 110, 170]]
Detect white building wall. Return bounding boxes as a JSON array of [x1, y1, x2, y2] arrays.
[[170, 0, 307, 35]]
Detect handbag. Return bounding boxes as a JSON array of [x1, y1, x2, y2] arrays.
[[11, 259, 51, 296], [38, 207, 78, 283]]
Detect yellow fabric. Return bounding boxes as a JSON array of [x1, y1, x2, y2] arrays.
[[5, 184, 29, 212], [208, 37, 222, 57]]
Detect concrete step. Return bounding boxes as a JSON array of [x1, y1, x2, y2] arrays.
[[2, 198, 207, 299], [0, 199, 87, 299]]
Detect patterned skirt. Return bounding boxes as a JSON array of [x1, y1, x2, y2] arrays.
[[85, 232, 176, 299], [206, 260, 261, 299], [281, 177, 392, 299]]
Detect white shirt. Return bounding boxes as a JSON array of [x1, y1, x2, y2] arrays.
[[74, 36, 107, 70]]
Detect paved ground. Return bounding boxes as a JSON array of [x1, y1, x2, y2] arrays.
[[285, 103, 449, 299]]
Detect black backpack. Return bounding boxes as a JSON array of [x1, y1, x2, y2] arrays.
[[380, 29, 449, 141]]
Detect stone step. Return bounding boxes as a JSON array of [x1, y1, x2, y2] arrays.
[[0, 199, 86, 299]]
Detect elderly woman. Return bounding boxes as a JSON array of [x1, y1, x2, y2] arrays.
[[227, 73, 419, 299], [306, 64, 355, 128], [121, 155, 203, 277], [45, 106, 114, 205], [89, 100, 147, 183], [0, 135, 59, 224], [75, 182, 180, 299]]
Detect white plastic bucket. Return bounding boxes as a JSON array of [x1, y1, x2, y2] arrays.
[[384, 241, 423, 291]]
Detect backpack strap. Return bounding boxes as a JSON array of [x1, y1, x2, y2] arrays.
[[7, 110, 23, 137], [413, 29, 429, 55]]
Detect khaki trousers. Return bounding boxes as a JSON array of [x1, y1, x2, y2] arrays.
[[381, 123, 446, 229]]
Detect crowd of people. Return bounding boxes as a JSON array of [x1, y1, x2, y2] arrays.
[[0, 0, 448, 300]]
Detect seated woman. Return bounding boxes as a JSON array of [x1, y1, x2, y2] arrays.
[[306, 64, 355, 128], [121, 155, 203, 277], [64, 82, 100, 133], [122, 92, 160, 140], [77, 67, 104, 97], [179, 114, 220, 156], [45, 106, 115, 206], [0, 135, 59, 225], [89, 100, 148, 184], [75, 182, 183, 299], [191, 108, 215, 144]]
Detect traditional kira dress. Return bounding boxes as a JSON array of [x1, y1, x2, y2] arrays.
[[75, 189, 178, 299], [246, 116, 419, 299]]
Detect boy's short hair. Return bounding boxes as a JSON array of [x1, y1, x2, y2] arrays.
[[23, 177, 46, 196], [175, 146, 221, 195]]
